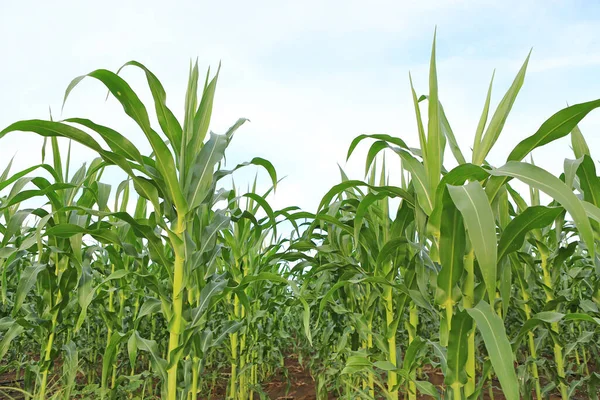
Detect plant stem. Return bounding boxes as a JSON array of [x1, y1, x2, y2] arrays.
[[540, 251, 568, 400], [191, 356, 199, 399], [39, 253, 63, 400], [230, 293, 240, 399], [167, 217, 186, 400], [367, 320, 375, 399], [407, 302, 418, 400], [384, 285, 398, 398], [463, 249, 476, 397]]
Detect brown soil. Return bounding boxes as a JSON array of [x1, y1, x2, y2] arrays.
[[200, 357, 504, 400], [0, 357, 581, 399]]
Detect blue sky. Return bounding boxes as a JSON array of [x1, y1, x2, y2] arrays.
[[1, 0, 599, 212]]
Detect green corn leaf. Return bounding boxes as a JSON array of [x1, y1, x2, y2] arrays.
[[317, 180, 413, 212], [342, 354, 372, 375], [181, 60, 200, 177], [472, 70, 495, 161], [474, 52, 530, 165], [571, 124, 590, 158], [509, 99, 600, 162], [409, 73, 427, 158], [102, 331, 129, 395], [436, 189, 466, 307], [199, 329, 214, 354], [214, 157, 277, 190], [188, 278, 228, 329], [134, 331, 167, 383], [429, 163, 490, 235], [127, 333, 138, 371], [394, 148, 433, 215], [0, 157, 13, 183], [62, 340, 78, 399], [416, 381, 441, 400], [445, 310, 473, 386], [564, 157, 584, 189], [0, 321, 24, 360], [576, 155, 600, 207], [467, 301, 519, 400], [497, 206, 563, 261], [117, 61, 183, 154], [212, 320, 244, 347], [65, 118, 144, 165], [448, 182, 497, 303], [489, 161, 595, 258], [13, 263, 46, 316], [426, 31, 444, 194], [486, 99, 600, 201], [136, 298, 162, 321], [187, 66, 220, 165], [346, 133, 410, 161], [512, 311, 565, 349], [402, 336, 426, 372], [440, 103, 466, 165], [64, 69, 188, 215], [583, 201, 600, 225], [184, 132, 228, 211]]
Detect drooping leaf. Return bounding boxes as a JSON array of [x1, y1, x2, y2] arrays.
[[489, 161, 595, 258], [497, 206, 563, 261], [467, 302, 519, 400], [445, 310, 473, 386], [448, 182, 497, 303]]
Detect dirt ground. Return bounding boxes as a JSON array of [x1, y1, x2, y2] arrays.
[[201, 357, 510, 400], [0, 356, 576, 399]]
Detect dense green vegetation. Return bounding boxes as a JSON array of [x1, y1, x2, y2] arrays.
[[1, 36, 600, 399]]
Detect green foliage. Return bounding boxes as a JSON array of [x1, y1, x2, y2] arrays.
[[0, 34, 599, 400]]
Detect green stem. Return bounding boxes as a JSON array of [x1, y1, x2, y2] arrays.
[[540, 252, 568, 400], [463, 249, 476, 397], [38, 319, 57, 400], [407, 303, 418, 400], [367, 322, 375, 399], [384, 286, 398, 398], [167, 217, 185, 400], [514, 258, 542, 400], [38, 253, 63, 400], [229, 293, 240, 399], [190, 356, 199, 399], [452, 383, 462, 400]]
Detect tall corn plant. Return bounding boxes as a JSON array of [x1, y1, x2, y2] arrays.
[[345, 32, 600, 399], [218, 183, 295, 399], [0, 61, 275, 399]]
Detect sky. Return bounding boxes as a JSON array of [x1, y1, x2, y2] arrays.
[[1, 0, 599, 213]]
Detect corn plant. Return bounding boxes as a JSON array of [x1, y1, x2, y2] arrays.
[[1, 34, 600, 400], [0, 61, 283, 399], [300, 33, 600, 400]]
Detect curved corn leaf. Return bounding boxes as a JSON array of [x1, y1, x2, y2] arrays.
[[489, 161, 595, 258], [13, 263, 46, 316], [64, 69, 188, 215], [445, 310, 473, 386], [497, 206, 563, 261], [448, 182, 497, 303], [117, 61, 183, 153], [436, 189, 466, 307], [467, 301, 519, 400]]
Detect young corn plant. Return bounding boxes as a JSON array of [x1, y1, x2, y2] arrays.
[[336, 32, 600, 399], [0, 61, 278, 399], [1, 35, 600, 400]]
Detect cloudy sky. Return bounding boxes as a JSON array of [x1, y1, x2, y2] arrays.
[[1, 0, 599, 212]]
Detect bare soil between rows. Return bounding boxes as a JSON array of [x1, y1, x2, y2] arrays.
[[0, 356, 575, 399]]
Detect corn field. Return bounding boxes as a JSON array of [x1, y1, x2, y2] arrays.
[[1, 36, 600, 400]]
